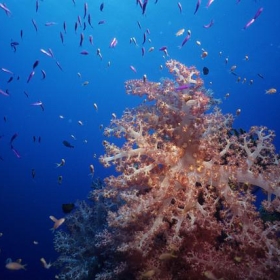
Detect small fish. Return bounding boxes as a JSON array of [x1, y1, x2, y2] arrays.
[[203, 19, 214, 28], [159, 252, 177, 261], [79, 33, 84, 47], [137, 21, 142, 29], [88, 14, 93, 28], [11, 145, 21, 158], [32, 169, 36, 179], [6, 76, 13, 83], [257, 73, 264, 79], [243, 8, 263, 30], [31, 101, 44, 111], [89, 164, 94, 177], [0, 3, 12, 16], [62, 203, 75, 214], [55, 61, 63, 71], [109, 37, 118, 48], [63, 21, 67, 33], [100, 2, 104, 11], [60, 32, 64, 44], [194, 0, 201, 15], [57, 175, 63, 185], [33, 60, 39, 69], [27, 71, 35, 83], [20, 29, 23, 39], [35, 0, 39, 12], [175, 84, 191, 91], [6, 261, 26, 270], [265, 88, 277, 94], [236, 108, 241, 116], [82, 81, 89, 86], [89, 35, 93, 45], [40, 258, 52, 269], [10, 133, 18, 144], [40, 49, 52, 57], [1, 68, 13, 75], [80, 50, 89, 55], [202, 67, 209, 75], [143, 34, 149, 48], [62, 140, 74, 148], [142, 0, 148, 15], [98, 20, 105, 25], [84, 2, 88, 18], [175, 28, 185, 36], [0, 89, 9, 97], [177, 2, 182, 13], [201, 51, 208, 58], [78, 120, 84, 126], [49, 215, 65, 229], [32, 19, 38, 32], [141, 47, 145, 56], [180, 30, 191, 48], [45, 22, 57, 26], [96, 48, 102, 60], [56, 159, 65, 167], [206, 0, 215, 8], [130, 65, 137, 73], [41, 70, 46, 79]]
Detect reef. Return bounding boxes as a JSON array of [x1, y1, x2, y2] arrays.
[[54, 60, 280, 280]]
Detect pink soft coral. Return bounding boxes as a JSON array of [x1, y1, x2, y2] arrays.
[[98, 60, 280, 279]]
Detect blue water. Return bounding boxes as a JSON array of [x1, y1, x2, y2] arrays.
[[0, 0, 279, 279]]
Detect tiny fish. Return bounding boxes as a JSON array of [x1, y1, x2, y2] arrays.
[[100, 2, 104, 11], [265, 88, 277, 94], [130, 65, 137, 73], [62, 140, 74, 148], [33, 60, 39, 69]]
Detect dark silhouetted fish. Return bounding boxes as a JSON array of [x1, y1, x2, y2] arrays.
[[62, 203, 75, 214], [62, 140, 74, 148], [202, 66, 209, 75]]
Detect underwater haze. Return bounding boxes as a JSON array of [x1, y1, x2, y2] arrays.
[[0, 0, 280, 279]]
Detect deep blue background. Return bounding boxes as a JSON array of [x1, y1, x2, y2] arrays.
[[0, 0, 279, 279]]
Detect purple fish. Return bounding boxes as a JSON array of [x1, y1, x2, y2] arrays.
[[159, 46, 167, 51], [194, 0, 201, 15], [27, 71, 35, 83], [142, 0, 148, 14], [253, 7, 263, 20], [0, 3, 11, 16], [243, 18, 255, 30], [178, 2, 182, 13], [206, 0, 214, 8], [109, 37, 118, 48], [11, 145, 21, 158], [203, 19, 214, 28], [180, 30, 191, 48], [80, 50, 89, 55], [243, 7, 263, 30], [31, 101, 44, 111], [175, 84, 191, 91], [0, 89, 9, 97], [41, 70, 46, 80]]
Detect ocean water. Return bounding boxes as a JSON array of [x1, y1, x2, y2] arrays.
[[0, 0, 279, 279]]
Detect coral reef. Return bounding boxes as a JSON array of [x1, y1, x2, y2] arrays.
[[55, 60, 280, 279]]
